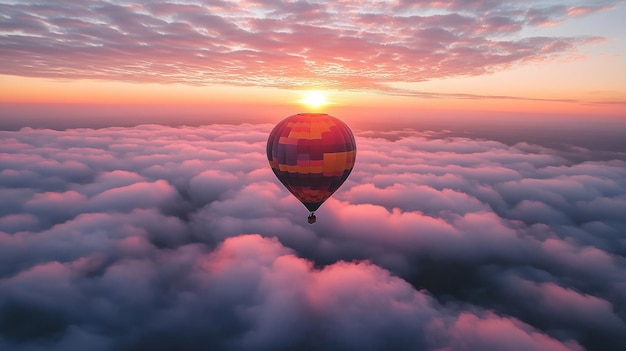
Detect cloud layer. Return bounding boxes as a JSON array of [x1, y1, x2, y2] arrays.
[[1, 123, 625, 350], [0, 0, 615, 91]]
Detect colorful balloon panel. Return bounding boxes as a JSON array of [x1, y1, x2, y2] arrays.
[[267, 113, 356, 212]]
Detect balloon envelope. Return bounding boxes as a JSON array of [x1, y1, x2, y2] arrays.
[[267, 113, 356, 215]]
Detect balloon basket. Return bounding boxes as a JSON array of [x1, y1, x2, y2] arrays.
[[307, 213, 316, 224]]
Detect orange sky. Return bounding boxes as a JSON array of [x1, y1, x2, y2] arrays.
[[2, 72, 623, 122]]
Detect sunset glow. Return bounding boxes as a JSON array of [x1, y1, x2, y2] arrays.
[[301, 92, 330, 109], [0, 0, 624, 122]]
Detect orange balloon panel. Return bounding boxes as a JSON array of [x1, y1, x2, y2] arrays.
[[267, 113, 357, 212]]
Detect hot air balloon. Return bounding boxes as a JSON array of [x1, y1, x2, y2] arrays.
[[267, 113, 356, 224]]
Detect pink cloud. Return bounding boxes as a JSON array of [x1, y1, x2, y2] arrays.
[[343, 182, 488, 215], [23, 190, 88, 223], [440, 312, 584, 351], [88, 180, 179, 213], [77, 170, 145, 197], [0, 0, 614, 93], [25, 190, 87, 209], [526, 279, 622, 329], [0, 124, 625, 350]]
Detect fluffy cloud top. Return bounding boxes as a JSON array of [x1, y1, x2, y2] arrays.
[[1, 123, 625, 350]]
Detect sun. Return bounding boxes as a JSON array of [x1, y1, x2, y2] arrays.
[[301, 92, 329, 108]]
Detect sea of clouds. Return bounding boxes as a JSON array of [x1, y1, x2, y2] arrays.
[[1, 123, 625, 351]]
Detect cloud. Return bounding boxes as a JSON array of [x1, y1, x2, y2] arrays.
[[498, 274, 625, 333], [0, 123, 625, 350], [0, 234, 584, 351], [0, 0, 615, 92], [438, 312, 585, 351]]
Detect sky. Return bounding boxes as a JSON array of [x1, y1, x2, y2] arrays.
[[1, 1, 626, 351], [1, 0, 625, 126]]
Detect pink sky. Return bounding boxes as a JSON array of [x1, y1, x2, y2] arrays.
[[1, 0, 625, 123]]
